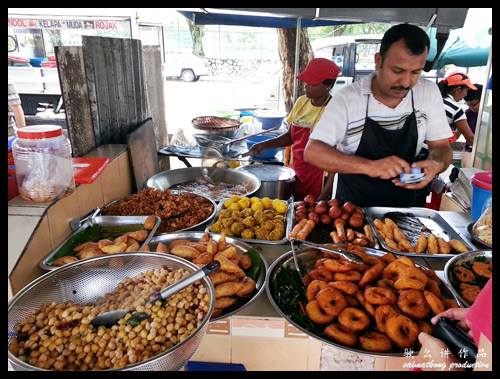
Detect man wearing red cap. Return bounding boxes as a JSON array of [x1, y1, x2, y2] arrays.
[[250, 58, 340, 200], [304, 24, 453, 207]]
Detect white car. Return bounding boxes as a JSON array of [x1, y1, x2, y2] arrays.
[[164, 52, 209, 82]]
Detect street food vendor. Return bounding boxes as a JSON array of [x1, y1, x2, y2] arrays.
[[250, 58, 340, 201], [438, 72, 477, 146], [304, 24, 453, 207]]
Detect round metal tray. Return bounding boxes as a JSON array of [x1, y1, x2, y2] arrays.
[[148, 231, 268, 322], [100, 190, 217, 235], [146, 167, 261, 203], [444, 249, 492, 307], [466, 223, 492, 249], [266, 245, 459, 357], [8, 253, 215, 371]]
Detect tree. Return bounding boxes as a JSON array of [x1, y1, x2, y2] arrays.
[[185, 18, 205, 57], [277, 27, 313, 112]]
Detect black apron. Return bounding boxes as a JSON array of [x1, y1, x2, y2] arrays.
[[336, 91, 419, 207]]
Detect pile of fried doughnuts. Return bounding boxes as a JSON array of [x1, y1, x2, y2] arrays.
[[302, 244, 459, 353]]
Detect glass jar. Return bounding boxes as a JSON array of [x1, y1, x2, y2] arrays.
[[12, 125, 75, 202]]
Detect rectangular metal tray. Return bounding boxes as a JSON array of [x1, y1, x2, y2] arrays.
[[204, 197, 294, 245], [363, 207, 475, 259], [40, 215, 160, 270], [289, 202, 379, 248]]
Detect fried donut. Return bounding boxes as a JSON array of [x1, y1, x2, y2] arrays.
[[314, 258, 329, 268], [442, 298, 459, 309], [453, 266, 475, 283], [472, 262, 491, 278], [397, 289, 430, 319], [417, 320, 433, 335], [324, 323, 358, 347], [364, 287, 397, 305], [385, 315, 420, 349], [394, 277, 426, 291], [333, 271, 362, 282], [329, 281, 359, 296], [397, 257, 416, 267], [359, 262, 385, 287], [323, 259, 358, 273], [374, 305, 400, 333], [305, 300, 335, 324], [307, 280, 329, 302], [359, 331, 393, 352], [423, 290, 445, 315], [338, 307, 370, 332], [377, 278, 395, 289], [355, 292, 376, 317], [383, 261, 410, 281], [316, 287, 348, 317], [309, 267, 335, 282], [380, 253, 396, 266], [345, 295, 361, 308], [425, 279, 441, 297]]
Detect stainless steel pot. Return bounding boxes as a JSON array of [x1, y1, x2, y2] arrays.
[[236, 164, 295, 200], [146, 167, 261, 203]]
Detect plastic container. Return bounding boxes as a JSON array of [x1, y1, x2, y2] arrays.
[[245, 134, 279, 160], [253, 111, 286, 130], [12, 125, 75, 203], [471, 171, 492, 221]]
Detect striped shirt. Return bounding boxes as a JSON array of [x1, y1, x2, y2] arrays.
[[310, 73, 453, 157], [443, 94, 467, 131], [8, 81, 21, 134]]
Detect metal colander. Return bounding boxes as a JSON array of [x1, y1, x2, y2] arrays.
[[8, 253, 216, 371]]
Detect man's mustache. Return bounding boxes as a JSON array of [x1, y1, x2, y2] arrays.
[[391, 86, 410, 91]]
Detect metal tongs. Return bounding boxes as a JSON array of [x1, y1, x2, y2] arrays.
[[289, 239, 364, 265]]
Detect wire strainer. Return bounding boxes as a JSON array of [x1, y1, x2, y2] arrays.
[[8, 253, 216, 371]]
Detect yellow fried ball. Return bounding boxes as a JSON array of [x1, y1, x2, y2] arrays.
[[272, 199, 288, 214], [230, 222, 245, 236], [210, 221, 222, 233], [250, 197, 260, 204], [261, 197, 273, 209], [238, 197, 251, 210], [241, 229, 255, 239], [229, 203, 241, 212], [242, 216, 257, 228], [251, 201, 264, 212]]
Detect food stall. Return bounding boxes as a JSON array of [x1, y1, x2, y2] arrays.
[[8, 8, 492, 372]]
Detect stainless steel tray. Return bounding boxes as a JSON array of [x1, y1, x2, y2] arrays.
[[100, 190, 217, 235], [444, 250, 492, 307], [40, 215, 161, 271], [289, 202, 379, 248], [204, 197, 294, 245], [266, 244, 460, 357], [148, 231, 268, 322], [145, 167, 261, 203], [363, 207, 475, 259], [466, 223, 492, 249]]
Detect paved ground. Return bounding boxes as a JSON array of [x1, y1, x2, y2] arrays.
[[25, 75, 284, 135]]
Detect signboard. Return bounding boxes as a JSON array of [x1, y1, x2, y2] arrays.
[[8, 17, 131, 35]]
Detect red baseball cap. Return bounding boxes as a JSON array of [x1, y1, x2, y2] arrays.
[[443, 72, 478, 90], [297, 58, 341, 85]]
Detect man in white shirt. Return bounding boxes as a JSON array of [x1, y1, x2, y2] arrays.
[[304, 24, 453, 207]]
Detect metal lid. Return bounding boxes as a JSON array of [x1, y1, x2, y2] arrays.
[[237, 164, 295, 182]]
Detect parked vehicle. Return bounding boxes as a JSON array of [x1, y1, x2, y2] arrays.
[[164, 52, 209, 82]]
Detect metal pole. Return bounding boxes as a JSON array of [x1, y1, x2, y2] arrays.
[[292, 17, 301, 103]]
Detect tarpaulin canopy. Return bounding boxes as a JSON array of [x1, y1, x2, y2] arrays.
[[426, 9, 491, 69], [177, 10, 357, 28]]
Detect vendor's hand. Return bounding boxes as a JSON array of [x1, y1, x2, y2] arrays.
[[431, 307, 472, 335], [368, 155, 411, 179], [416, 332, 462, 371], [250, 142, 266, 156], [392, 159, 443, 190]]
